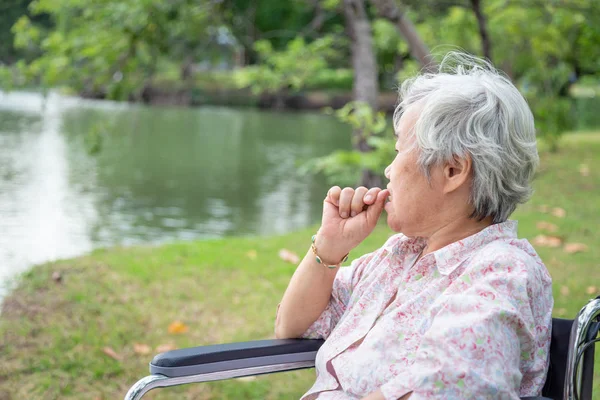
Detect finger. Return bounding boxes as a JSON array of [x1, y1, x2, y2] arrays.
[[326, 186, 342, 207], [366, 189, 389, 225], [350, 186, 369, 217], [363, 187, 381, 206], [338, 187, 355, 218]]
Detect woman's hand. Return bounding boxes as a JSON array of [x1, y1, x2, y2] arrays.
[[315, 186, 389, 264]]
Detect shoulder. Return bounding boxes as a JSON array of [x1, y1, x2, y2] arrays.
[[459, 238, 553, 310], [467, 238, 551, 283]]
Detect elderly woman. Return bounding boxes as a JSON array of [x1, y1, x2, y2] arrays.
[[275, 53, 553, 400]]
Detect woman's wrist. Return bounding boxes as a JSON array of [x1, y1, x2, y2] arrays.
[[312, 233, 352, 266]]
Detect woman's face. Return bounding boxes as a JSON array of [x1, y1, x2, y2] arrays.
[[384, 108, 445, 236]]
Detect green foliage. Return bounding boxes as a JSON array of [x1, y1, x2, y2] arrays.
[[304, 68, 354, 91], [372, 18, 409, 85], [300, 134, 395, 187], [0, 0, 51, 64], [528, 96, 575, 152], [302, 102, 394, 186], [9, 0, 217, 99], [407, 1, 599, 149], [483, 3, 587, 146], [331, 101, 388, 144], [218, 0, 326, 54], [233, 36, 343, 94]]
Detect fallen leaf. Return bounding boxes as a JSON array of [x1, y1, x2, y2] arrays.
[[155, 343, 177, 353], [133, 343, 151, 355], [586, 286, 597, 295], [246, 250, 257, 260], [538, 204, 550, 213], [168, 321, 189, 334], [278, 249, 300, 264], [563, 243, 588, 254], [236, 376, 257, 382], [551, 207, 566, 218], [102, 347, 122, 361], [52, 271, 62, 283], [579, 164, 590, 177], [560, 286, 570, 296], [532, 235, 562, 248], [536, 221, 558, 233]]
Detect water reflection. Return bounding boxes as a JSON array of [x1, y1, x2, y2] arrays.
[[0, 91, 351, 295]]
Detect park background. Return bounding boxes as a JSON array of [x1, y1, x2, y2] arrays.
[[0, 0, 598, 398]]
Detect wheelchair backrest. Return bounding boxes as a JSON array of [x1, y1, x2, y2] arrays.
[[542, 318, 573, 399]]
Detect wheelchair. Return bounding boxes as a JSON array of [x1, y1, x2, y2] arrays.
[[125, 296, 600, 400]]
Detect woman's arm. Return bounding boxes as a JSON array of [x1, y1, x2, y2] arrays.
[[275, 186, 389, 339], [274, 248, 341, 339]]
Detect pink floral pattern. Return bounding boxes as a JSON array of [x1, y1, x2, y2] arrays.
[[294, 221, 553, 399]]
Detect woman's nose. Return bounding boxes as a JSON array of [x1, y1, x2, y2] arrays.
[[384, 165, 391, 179]]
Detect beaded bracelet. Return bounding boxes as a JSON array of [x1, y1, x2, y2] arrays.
[[311, 235, 349, 269]]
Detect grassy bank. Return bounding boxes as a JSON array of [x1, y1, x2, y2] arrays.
[[1, 132, 599, 399]]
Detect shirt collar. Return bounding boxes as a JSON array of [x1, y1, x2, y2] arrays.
[[430, 220, 519, 275]]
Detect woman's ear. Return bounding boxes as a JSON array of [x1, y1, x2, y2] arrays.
[[443, 154, 472, 194]]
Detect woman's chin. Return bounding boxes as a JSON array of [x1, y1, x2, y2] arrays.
[[385, 209, 402, 232]]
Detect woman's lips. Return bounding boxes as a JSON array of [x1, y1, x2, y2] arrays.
[[384, 195, 392, 212]]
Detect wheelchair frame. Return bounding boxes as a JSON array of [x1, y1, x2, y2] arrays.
[[125, 297, 600, 400]]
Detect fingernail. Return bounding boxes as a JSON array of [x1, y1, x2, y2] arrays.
[[364, 195, 372, 202], [341, 212, 348, 218], [350, 211, 356, 217]]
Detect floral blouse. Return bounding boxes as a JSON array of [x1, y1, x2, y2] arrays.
[[296, 221, 553, 400]]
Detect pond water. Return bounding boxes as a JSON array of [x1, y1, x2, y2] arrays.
[[0, 91, 351, 295]]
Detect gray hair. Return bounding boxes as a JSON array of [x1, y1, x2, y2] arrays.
[[393, 52, 539, 223]]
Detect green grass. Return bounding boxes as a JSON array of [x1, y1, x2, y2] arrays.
[[1, 132, 599, 399]]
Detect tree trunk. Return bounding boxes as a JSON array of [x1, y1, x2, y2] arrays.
[[370, 0, 437, 73], [470, 0, 493, 62], [343, 0, 382, 188]]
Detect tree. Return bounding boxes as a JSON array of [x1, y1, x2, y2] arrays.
[[469, 0, 492, 61], [370, 0, 437, 73], [0, 0, 52, 64], [343, 0, 382, 187], [10, 0, 218, 100], [217, 0, 344, 65]]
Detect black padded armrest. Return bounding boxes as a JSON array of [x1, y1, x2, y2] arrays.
[[520, 397, 552, 399], [150, 339, 324, 377]]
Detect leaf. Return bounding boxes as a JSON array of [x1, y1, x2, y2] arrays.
[[532, 235, 563, 248], [278, 249, 300, 264], [563, 243, 588, 254], [536, 221, 558, 233], [538, 204, 550, 213], [246, 250, 257, 260], [236, 376, 257, 382], [133, 343, 151, 355], [551, 207, 566, 218], [586, 286, 597, 295], [52, 271, 62, 283], [560, 286, 570, 296], [579, 164, 590, 176], [156, 343, 177, 353], [168, 321, 189, 334], [102, 347, 122, 361]]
